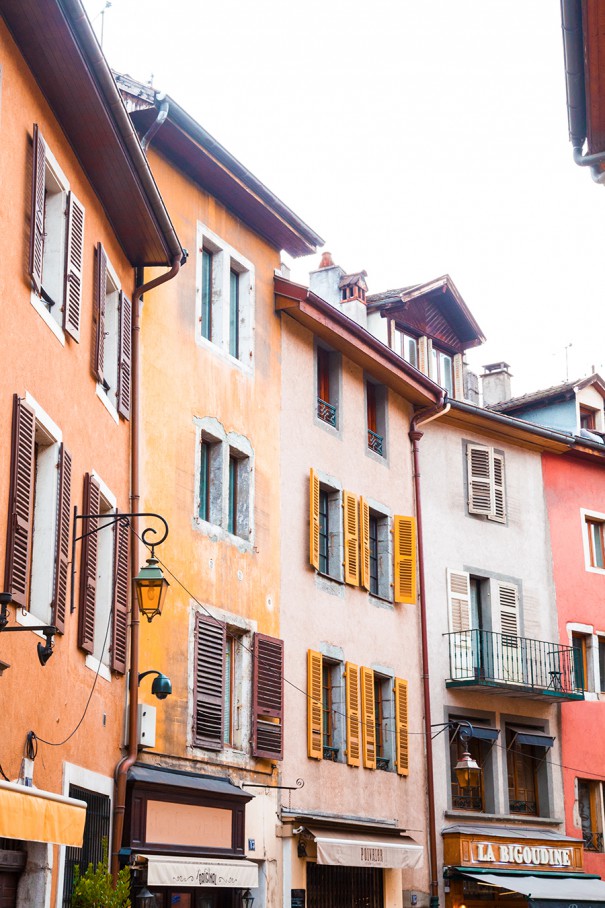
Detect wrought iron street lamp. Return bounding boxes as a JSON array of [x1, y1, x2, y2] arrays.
[[134, 555, 169, 622]]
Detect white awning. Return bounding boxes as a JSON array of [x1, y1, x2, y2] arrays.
[[309, 828, 423, 870], [0, 780, 86, 847], [142, 855, 259, 889], [461, 872, 605, 900]]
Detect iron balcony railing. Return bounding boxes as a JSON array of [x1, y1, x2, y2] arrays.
[[368, 429, 384, 456], [445, 629, 584, 700], [317, 398, 337, 427]]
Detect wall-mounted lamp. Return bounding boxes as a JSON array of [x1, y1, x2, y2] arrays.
[[0, 593, 57, 667], [135, 887, 155, 908], [134, 555, 169, 623], [431, 719, 481, 790], [242, 890, 255, 908], [138, 669, 172, 700]]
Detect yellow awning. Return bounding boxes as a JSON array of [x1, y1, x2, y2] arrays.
[[0, 780, 86, 846]]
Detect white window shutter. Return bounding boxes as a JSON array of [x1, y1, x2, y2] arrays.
[[490, 453, 506, 523], [447, 569, 471, 632], [467, 444, 495, 516], [453, 353, 464, 401], [498, 583, 519, 639]]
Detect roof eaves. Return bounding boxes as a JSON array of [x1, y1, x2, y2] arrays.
[[162, 96, 324, 256], [446, 399, 574, 452]]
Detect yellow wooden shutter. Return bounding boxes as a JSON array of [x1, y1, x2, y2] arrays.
[[343, 491, 360, 586], [394, 678, 409, 776], [359, 496, 370, 590], [309, 468, 320, 570], [360, 666, 376, 769], [393, 515, 416, 603], [307, 650, 323, 760], [345, 661, 361, 767]]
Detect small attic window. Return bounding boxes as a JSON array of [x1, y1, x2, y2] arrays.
[[580, 406, 597, 432]]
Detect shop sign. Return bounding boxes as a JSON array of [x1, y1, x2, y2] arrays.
[[472, 842, 572, 868]]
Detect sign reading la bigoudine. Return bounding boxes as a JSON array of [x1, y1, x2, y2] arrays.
[[473, 842, 572, 868]]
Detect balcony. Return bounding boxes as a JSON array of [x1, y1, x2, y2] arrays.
[[368, 429, 384, 456], [317, 398, 337, 427], [445, 629, 584, 701]]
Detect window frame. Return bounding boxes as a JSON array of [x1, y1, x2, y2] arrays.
[[365, 378, 387, 459], [582, 509, 605, 574], [196, 223, 255, 369], [316, 479, 343, 583], [578, 779, 605, 853], [505, 723, 553, 818], [315, 341, 341, 431], [393, 327, 418, 369]]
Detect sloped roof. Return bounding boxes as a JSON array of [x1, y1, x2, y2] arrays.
[[114, 73, 324, 258], [367, 274, 485, 350], [1, 0, 182, 266], [491, 373, 605, 413]]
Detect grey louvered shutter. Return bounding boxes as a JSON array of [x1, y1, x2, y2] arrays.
[[63, 192, 85, 342], [467, 444, 494, 516], [92, 243, 107, 383], [193, 614, 225, 750], [490, 453, 506, 523], [252, 633, 284, 760], [111, 516, 129, 674], [117, 292, 132, 419], [4, 395, 35, 609], [52, 444, 72, 633], [29, 124, 46, 294], [78, 473, 100, 653]]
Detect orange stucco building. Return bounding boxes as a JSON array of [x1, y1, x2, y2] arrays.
[[114, 75, 322, 907], [0, 2, 180, 905]]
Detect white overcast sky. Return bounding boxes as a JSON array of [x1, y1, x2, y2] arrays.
[[84, 0, 605, 396]]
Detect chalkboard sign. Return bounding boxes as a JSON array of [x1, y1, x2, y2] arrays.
[[291, 888, 305, 908]]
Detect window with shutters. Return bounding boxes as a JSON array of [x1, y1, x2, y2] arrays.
[[360, 499, 392, 601], [466, 443, 506, 523], [93, 246, 131, 420], [310, 470, 344, 582], [4, 394, 72, 632], [78, 473, 129, 677], [447, 716, 497, 813], [307, 650, 345, 762], [373, 672, 394, 771], [196, 224, 254, 368], [572, 632, 591, 692], [28, 126, 85, 345]]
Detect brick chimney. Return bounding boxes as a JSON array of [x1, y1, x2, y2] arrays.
[[481, 362, 513, 407]]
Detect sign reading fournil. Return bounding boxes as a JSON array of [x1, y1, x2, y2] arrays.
[[473, 842, 573, 867]]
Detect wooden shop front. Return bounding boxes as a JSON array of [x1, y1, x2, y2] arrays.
[[442, 825, 605, 907]]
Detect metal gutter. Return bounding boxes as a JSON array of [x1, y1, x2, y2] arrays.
[[59, 0, 183, 262], [449, 400, 575, 447]]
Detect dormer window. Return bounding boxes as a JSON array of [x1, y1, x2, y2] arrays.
[[580, 406, 598, 432], [394, 329, 418, 369], [432, 347, 454, 396]]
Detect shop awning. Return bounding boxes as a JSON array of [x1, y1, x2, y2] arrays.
[[309, 828, 423, 870], [0, 780, 86, 847], [461, 871, 605, 902], [143, 856, 259, 889]]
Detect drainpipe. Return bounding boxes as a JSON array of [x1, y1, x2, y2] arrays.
[[409, 392, 451, 908], [111, 255, 182, 882], [141, 92, 170, 155]]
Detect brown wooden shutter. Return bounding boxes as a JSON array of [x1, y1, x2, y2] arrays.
[[117, 292, 132, 419], [309, 468, 320, 570], [252, 633, 284, 759], [193, 613, 225, 750], [345, 661, 361, 767], [92, 243, 107, 383], [394, 678, 409, 776], [360, 666, 376, 769], [29, 124, 46, 294], [4, 395, 35, 609], [78, 473, 100, 653], [111, 516, 130, 674], [343, 490, 359, 586], [307, 649, 323, 760], [359, 496, 370, 591], [52, 444, 71, 633], [393, 515, 417, 604], [63, 192, 85, 342]]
